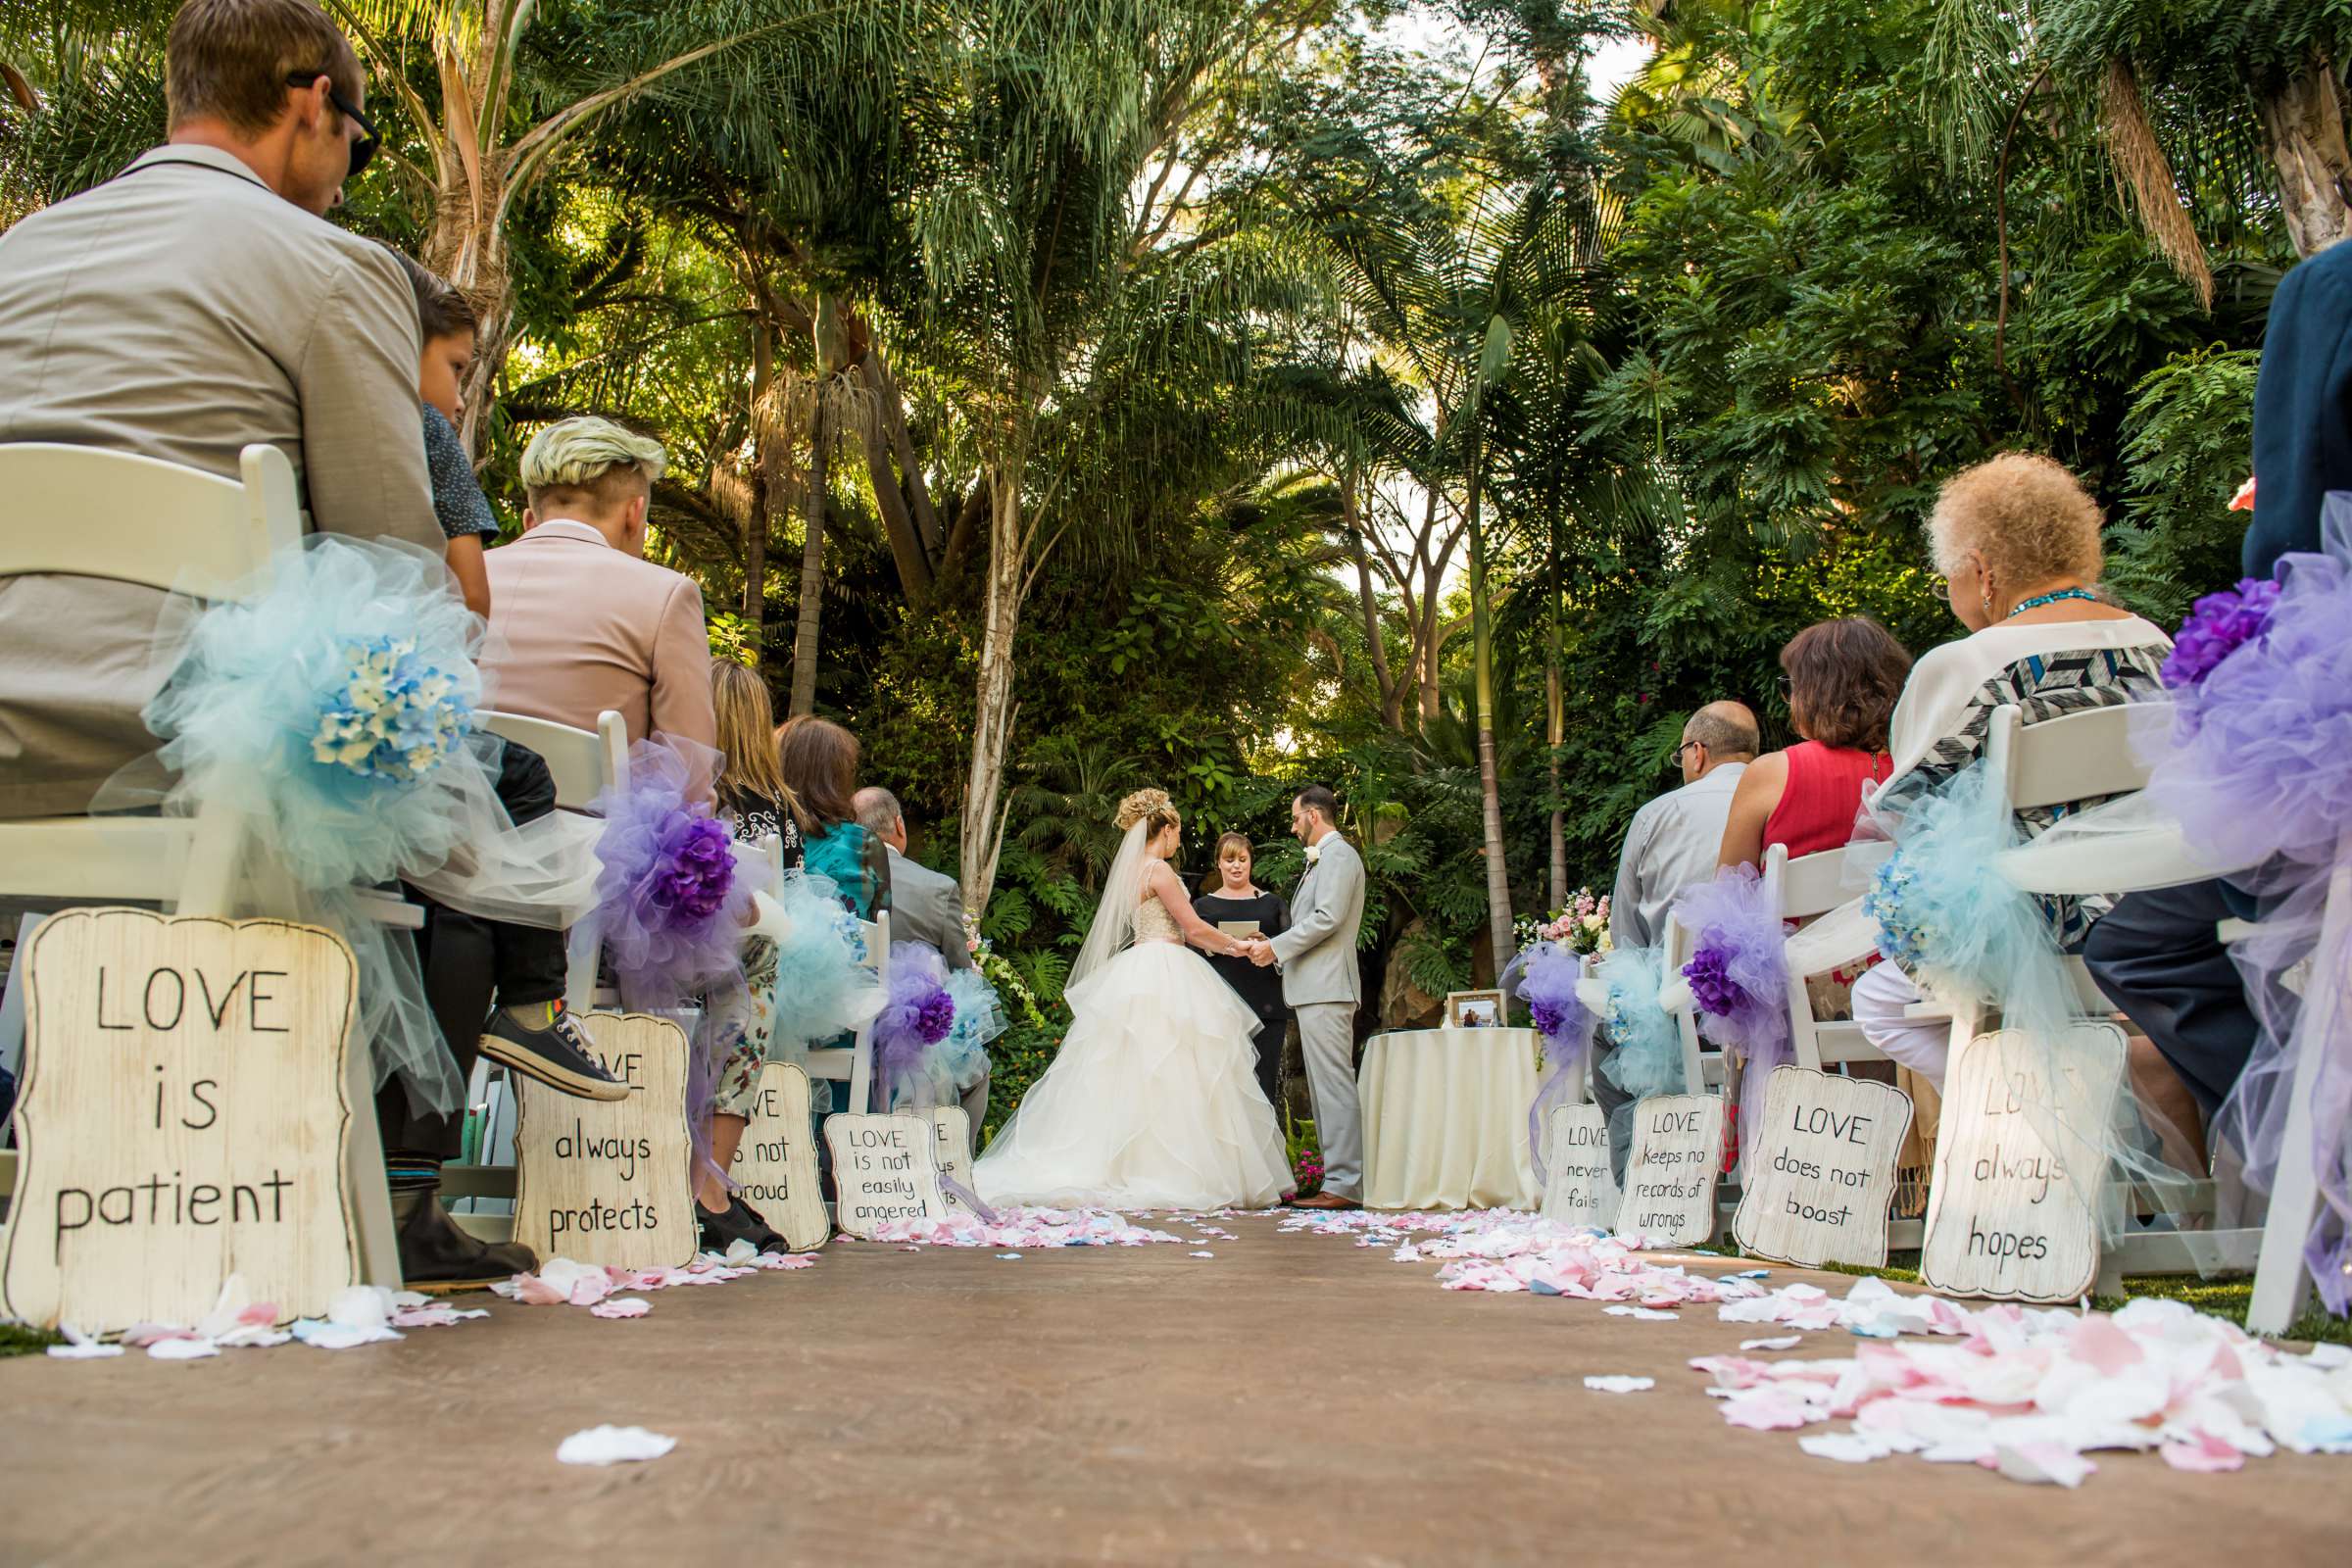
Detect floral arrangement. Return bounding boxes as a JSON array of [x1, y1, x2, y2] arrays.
[[1292, 1147, 1325, 1199], [2160, 576, 2281, 699], [1512, 888, 1612, 956], [965, 913, 1049, 1028], [590, 741, 762, 1006], [311, 635, 471, 784]]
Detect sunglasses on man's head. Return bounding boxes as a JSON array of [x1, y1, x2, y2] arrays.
[[285, 72, 378, 178]]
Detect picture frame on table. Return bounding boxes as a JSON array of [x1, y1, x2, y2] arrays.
[[1446, 989, 1505, 1029]]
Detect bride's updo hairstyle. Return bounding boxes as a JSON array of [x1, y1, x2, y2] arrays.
[[1115, 787, 1179, 839]]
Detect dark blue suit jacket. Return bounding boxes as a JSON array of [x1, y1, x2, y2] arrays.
[[2250, 240, 2352, 577]]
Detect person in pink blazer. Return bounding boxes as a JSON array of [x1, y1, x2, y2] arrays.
[[481, 416, 717, 754]]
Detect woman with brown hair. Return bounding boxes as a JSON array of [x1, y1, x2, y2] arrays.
[[774, 714, 890, 919], [1194, 831, 1293, 1111], [1718, 616, 1912, 869]]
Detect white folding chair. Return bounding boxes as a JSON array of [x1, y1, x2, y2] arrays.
[[1971, 703, 2264, 1289], [806, 908, 886, 1120], [0, 442, 406, 1287], [472, 709, 628, 1011]]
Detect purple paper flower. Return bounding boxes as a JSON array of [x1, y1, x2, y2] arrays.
[[2163, 576, 2280, 691], [1683, 945, 1742, 1018], [655, 815, 736, 921], [913, 989, 956, 1045], [1529, 998, 1570, 1039]]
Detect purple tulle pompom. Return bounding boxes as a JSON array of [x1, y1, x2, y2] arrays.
[[656, 815, 736, 921], [1529, 999, 1570, 1039], [589, 739, 764, 1007], [2162, 576, 2280, 695], [1682, 946, 1741, 1017], [874, 941, 959, 1100], [1499, 938, 1599, 1188]]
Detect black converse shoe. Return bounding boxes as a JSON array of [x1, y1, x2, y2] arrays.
[[478, 1005, 631, 1102]]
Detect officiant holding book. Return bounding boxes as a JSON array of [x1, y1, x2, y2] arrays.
[[1196, 832, 1292, 1112]]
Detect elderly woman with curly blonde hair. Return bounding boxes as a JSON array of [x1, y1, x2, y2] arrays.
[[973, 788, 1290, 1209], [1852, 454, 2175, 1087]]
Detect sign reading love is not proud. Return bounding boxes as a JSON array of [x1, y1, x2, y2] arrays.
[[1734, 1066, 1911, 1269], [2, 910, 362, 1333], [1922, 1024, 2125, 1303], [824, 1112, 949, 1238], [729, 1061, 828, 1252], [1539, 1103, 1620, 1230], [1617, 1094, 1725, 1247], [513, 1012, 695, 1272]]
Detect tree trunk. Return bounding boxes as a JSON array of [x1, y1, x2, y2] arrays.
[[1466, 475, 1513, 975], [1343, 476, 1404, 731], [742, 318, 775, 637], [854, 353, 937, 603], [1546, 526, 1567, 912], [788, 399, 829, 717], [959, 466, 1025, 917], [2259, 57, 2352, 257]]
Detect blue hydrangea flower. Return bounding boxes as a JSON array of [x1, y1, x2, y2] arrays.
[[312, 635, 471, 784]]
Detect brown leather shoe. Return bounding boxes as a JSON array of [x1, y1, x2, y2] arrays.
[[1288, 1192, 1360, 1210]]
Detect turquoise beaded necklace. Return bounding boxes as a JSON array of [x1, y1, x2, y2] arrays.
[[2005, 587, 2098, 617]]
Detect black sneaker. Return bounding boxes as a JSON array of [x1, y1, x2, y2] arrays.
[[478, 1006, 630, 1102], [732, 1196, 788, 1254], [697, 1196, 760, 1254], [393, 1185, 538, 1294]]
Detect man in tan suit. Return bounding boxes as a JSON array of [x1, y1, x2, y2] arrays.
[[0, 0, 442, 817], [482, 416, 717, 753]]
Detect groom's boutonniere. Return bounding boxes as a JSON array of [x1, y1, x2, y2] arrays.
[[1303, 841, 1324, 867]]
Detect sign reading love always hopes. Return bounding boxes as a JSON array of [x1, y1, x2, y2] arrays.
[[1734, 1066, 1911, 1269], [728, 1061, 828, 1251], [513, 1012, 696, 1272], [1617, 1094, 1725, 1246], [824, 1112, 949, 1238], [1539, 1103, 1620, 1230], [1922, 1023, 2126, 1303], [2, 909, 361, 1333]]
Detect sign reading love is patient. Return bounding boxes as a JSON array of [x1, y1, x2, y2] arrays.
[[1617, 1094, 1725, 1247], [728, 1062, 828, 1252], [1, 909, 361, 1333], [1733, 1066, 1911, 1269], [1922, 1024, 2124, 1303], [513, 1012, 695, 1272], [1539, 1103, 1620, 1230], [824, 1113, 948, 1238]]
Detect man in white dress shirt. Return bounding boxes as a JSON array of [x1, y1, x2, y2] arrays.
[[1595, 702, 1757, 1176]]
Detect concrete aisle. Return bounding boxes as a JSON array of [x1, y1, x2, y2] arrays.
[[0, 1215, 2343, 1566]]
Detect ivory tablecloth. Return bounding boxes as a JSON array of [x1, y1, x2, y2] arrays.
[[1358, 1027, 1541, 1210]]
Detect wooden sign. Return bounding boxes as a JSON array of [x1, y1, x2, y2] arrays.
[[2, 909, 359, 1333], [1617, 1094, 1725, 1246], [728, 1062, 827, 1252], [1734, 1066, 1912, 1268], [513, 1012, 694, 1271], [1539, 1103, 1621, 1230], [927, 1104, 976, 1210], [823, 1112, 948, 1239], [1921, 1024, 2125, 1302]]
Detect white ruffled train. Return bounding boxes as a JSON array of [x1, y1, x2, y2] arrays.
[[973, 940, 1289, 1210]]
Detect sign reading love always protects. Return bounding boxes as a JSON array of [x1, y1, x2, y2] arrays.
[[824, 1112, 949, 1238], [728, 1061, 828, 1251], [1921, 1023, 2126, 1303], [1616, 1094, 1725, 1247], [1734, 1066, 1912, 1269], [2, 910, 362, 1333], [512, 1011, 696, 1272]]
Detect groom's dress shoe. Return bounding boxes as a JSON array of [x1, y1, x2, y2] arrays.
[[1289, 1192, 1359, 1210]]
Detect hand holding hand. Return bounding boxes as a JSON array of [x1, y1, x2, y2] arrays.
[[1248, 937, 1277, 968]]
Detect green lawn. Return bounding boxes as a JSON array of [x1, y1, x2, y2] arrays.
[[0, 1322, 61, 1359]]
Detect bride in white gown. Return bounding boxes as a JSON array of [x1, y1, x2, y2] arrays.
[[974, 788, 1291, 1210]]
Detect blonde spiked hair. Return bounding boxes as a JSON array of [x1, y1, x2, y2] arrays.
[[519, 416, 667, 510]]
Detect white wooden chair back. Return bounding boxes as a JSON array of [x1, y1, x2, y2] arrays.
[[474, 710, 628, 1009], [0, 442, 402, 1288], [804, 908, 886, 1118]]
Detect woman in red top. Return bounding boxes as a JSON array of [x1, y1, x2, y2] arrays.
[[1719, 616, 1911, 868]]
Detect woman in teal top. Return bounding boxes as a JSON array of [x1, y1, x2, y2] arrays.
[[777, 715, 892, 920]]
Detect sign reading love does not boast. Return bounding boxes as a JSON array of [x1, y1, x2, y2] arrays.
[[1617, 1094, 1725, 1246], [513, 1012, 695, 1272], [823, 1112, 949, 1238], [1921, 1024, 2125, 1303], [1, 909, 360, 1333], [1539, 1103, 1620, 1230], [728, 1061, 828, 1251], [1734, 1066, 1912, 1269]]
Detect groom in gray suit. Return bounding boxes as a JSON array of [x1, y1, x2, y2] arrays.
[[1248, 785, 1366, 1209]]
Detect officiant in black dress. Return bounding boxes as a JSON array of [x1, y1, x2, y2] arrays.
[[1196, 832, 1293, 1110]]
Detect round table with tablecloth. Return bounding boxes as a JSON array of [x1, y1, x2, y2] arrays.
[[1356, 1026, 1541, 1210]]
